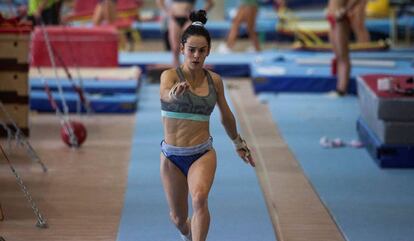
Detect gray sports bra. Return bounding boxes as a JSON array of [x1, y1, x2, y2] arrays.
[[173, 0, 196, 4], [161, 67, 217, 122]]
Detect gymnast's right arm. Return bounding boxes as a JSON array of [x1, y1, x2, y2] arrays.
[[160, 69, 189, 102]]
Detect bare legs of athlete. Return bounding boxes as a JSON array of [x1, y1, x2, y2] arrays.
[[160, 149, 217, 241]]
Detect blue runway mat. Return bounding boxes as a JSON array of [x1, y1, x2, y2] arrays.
[[260, 93, 414, 241], [116, 83, 275, 241]]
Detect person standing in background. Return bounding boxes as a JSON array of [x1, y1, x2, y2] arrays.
[[327, 0, 361, 96], [156, 0, 214, 67], [28, 0, 62, 25]]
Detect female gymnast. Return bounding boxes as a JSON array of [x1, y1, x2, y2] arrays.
[[159, 10, 255, 241]]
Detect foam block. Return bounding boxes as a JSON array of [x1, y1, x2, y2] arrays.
[[357, 117, 414, 168], [251, 61, 358, 94], [360, 109, 414, 145], [357, 74, 414, 121]]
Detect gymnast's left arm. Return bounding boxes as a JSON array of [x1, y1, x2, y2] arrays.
[[213, 73, 255, 167]]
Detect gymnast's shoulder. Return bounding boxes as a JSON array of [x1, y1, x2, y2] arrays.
[[205, 69, 222, 85], [160, 68, 179, 84]]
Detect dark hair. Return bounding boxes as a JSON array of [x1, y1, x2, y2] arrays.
[[181, 10, 211, 48]]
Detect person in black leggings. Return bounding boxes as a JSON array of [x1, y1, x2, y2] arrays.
[[157, 0, 214, 67]]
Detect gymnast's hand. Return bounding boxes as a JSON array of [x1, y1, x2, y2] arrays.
[[169, 82, 189, 100], [233, 135, 255, 167]]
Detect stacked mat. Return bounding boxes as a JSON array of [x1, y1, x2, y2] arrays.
[[357, 74, 414, 168], [251, 50, 414, 94], [29, 67, 141, 113]]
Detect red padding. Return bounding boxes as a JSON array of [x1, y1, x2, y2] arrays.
[[30, 26, 118, 67], [361, 74, 414, 98]]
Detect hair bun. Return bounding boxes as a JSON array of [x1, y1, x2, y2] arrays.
[[189, 10, 207, 25]]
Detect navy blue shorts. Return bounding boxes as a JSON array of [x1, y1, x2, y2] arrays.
[[161, 137, 213, 176]]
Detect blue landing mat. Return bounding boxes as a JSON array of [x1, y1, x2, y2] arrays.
[[367, 15, 414, 36], [119, 51, 254, 77], [30, 90, 137, 113], [252, 50, 414, 94], [119, 49, 414, 83], [260, 93, 414, 241], [116, 84, 274, 241], [30, 78, 138, 94]]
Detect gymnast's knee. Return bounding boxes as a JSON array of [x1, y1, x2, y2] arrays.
[[192, 192, 208, 212]]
